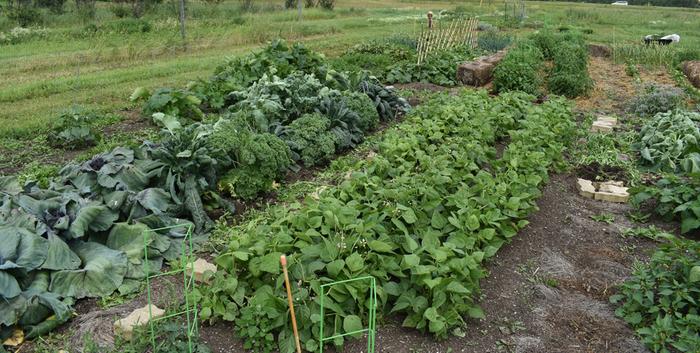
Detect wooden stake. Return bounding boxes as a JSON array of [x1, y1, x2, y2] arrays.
[[281, 255, 302, 353]]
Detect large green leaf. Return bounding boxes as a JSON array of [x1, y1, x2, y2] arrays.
[[49, 241, 127, 299], [40, 234, 81, 271], [0, 176, 21, 195], [106, 222, 152, 262], [134, 188, 172, 215], [67, 204, 118, 239], [0, 271, 21, 298], [0, 226, 48, 271], [19, 272, 73, 326]]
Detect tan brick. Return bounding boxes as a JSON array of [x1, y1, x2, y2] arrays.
[[591, 120, 614, 133], [577, 178, 596, 199], [187, 258, 217, 284], [114, 305, 165, 341], [597, 116, 618, 125], [594, 191, 629, 203]]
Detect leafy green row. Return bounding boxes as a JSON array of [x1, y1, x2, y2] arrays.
[[197, 90, 575, 352], [610, 237, 700, 353], [492, 41, 544, 96], [546, 32, 593, 98]]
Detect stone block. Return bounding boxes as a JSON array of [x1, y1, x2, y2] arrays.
[[682, 61, 700, 89], [114, 305, 165, 341], [594, 183, 629, 203], [591, 120, 614, 133], [457, 61, 495, 86], [187, 258, 217, 284], [577, 178, 595, 199], [597, 116, 617, 125], [588, 44, 612, 58]]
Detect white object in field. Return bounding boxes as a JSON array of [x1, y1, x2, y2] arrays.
[[660, 34, 680, 43], [611, 1, 628, 5]]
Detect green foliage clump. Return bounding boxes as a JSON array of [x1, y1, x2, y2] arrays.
[[628, 84, 687, 118], [342, 91, 380, 132], [283, 113, 337, 167], [632, 175, 700, 233], [217, 130, 291, 200], [634, 110, 700, 172], [546, 34, 592, 98], [5, 5, 42, 27], [132, 87, 204, 122], [492, 42, 544, 95], [196, 39, 327, 109], [318, 0, 335, 10], [386, 46, 475, 86], [48, 107, 102, 149], [610, 237, 700, 353]]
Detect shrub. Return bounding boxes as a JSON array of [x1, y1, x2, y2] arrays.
[[342, 91, 379, 132], [284, 0, 296, 8], [628, 84, 686, 117], [318, 0, 335, 10], [48, 108, 102, 149], [5, 5, 42, 27], [477, 29, 511, 53], [111, 5, 131, 18], [282, 113, 337, 167], [610, 237, 700, 352], [35, 0, 66, 13], [492, 42, 544, 95], [109, 18, 152, 34], [305, 0, 316, 8], [530, 29, 557, 59], [548, 41, 593, 98], [0, 26, 49, 45], [548, 71, 592, 98]]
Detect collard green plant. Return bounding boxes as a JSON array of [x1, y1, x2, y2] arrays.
[[48, 107, 102, 149], [386, 46, 475, 87], [196, 91, 575, 352], [610, 238, 700, 353], [634, 110, 700, 172], [131, 87, 205, 122]]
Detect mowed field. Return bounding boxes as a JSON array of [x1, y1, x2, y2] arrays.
[[1, 0, 699, 166]]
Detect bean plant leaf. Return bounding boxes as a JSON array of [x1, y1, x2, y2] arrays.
[[49, 241, 128, 299], [343, 315, 363, 337]]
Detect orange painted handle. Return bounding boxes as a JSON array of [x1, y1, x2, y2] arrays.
[[281, 255, 302, 353]]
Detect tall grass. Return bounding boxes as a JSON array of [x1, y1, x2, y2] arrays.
[[612, 44, 681, 67]]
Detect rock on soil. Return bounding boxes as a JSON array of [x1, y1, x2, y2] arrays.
[[114, 304, 165, 341], [682, 61, 700, 89], [457, 50, 507, 86], [588, 44, 612, 58]]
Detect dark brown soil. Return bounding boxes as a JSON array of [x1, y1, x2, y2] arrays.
[[0, 109, 153, 175], [576, 162, 629, 183]]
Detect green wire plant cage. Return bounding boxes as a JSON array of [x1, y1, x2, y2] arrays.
[[142, 223, 199, 353], [318, 276, 377, 353]]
